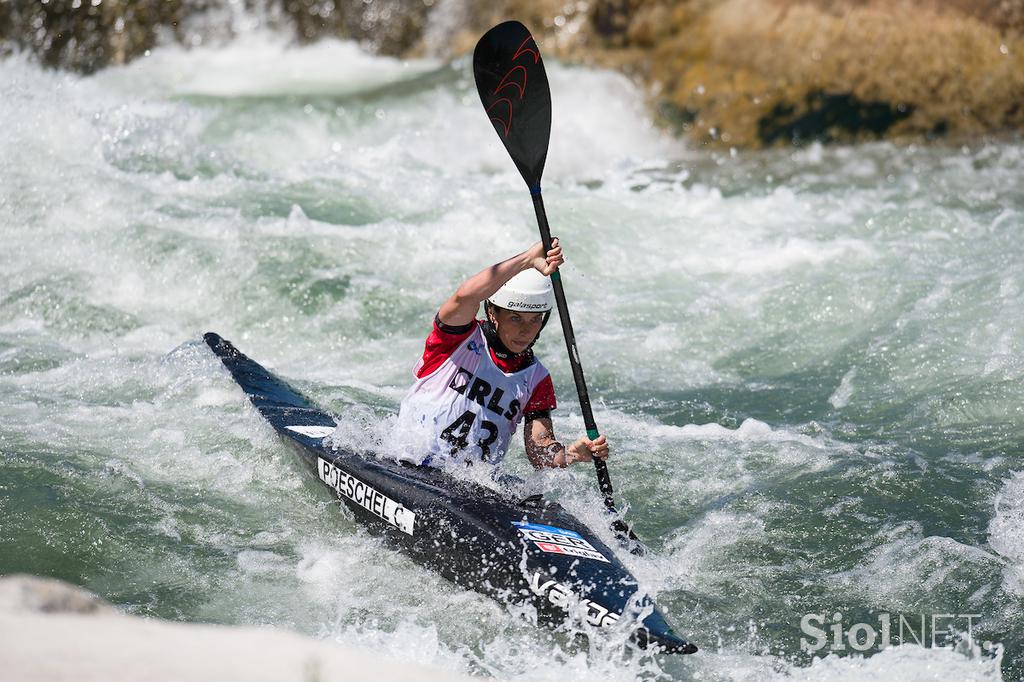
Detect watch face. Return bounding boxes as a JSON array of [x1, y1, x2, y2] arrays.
[[544, 442, 565, 458]]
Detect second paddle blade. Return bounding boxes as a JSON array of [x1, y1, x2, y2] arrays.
[[473, 20, 552, 189]]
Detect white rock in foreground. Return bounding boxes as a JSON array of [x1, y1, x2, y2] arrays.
[[0, 575, 471, 682]]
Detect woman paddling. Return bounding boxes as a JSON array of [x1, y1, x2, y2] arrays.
[[397, 239, 609, 469]]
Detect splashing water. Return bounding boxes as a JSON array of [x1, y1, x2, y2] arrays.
[[1, 29, 1020, 681]]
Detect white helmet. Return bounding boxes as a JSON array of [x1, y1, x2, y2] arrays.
[[487, 269, 555, 312]]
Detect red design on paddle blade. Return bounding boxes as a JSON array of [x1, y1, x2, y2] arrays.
[[483, 33, 540, 138], [494, 65, 528, 99], [513, 36, 540, 64], [486, 98, 514, 136]]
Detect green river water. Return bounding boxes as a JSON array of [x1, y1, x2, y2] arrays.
[[1, 31, 1021, 681]]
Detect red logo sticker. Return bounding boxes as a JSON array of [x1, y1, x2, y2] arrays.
[[535, 542, 566, 554]]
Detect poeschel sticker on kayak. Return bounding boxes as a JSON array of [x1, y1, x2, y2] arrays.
[[318, 457, 416, 535], [513, 522, 609, 563]]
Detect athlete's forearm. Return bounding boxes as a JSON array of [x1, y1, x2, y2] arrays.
[[438, 250, 532, 326], [525, 416, 569, 469], [525, 417, 610, 469], [438, 240, 560, 326], [527, 442, 569, 469], [456, 251, 533, 306]]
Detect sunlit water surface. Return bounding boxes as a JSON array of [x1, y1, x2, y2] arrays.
[[1, 31, 1021, 681]]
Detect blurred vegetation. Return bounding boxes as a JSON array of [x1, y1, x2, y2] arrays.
[[1, 0, 1021, 147]]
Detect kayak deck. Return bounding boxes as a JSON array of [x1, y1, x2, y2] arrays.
[[203, 332, 696, 654]]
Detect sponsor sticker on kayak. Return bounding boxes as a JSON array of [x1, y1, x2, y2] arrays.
[[286, 424, 336, 439], [528, 571, 620, 627], [513, 521, 609, 563], [318, 457, 416, 535]]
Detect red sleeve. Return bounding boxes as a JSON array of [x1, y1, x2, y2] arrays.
[[415, 316, 478, 378], [524, 374, 557, 413]]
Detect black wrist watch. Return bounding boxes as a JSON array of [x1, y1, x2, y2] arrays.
[[544, 442, 566, 461]]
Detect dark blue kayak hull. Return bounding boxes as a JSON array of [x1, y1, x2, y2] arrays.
[[203, 332, 696, 654]]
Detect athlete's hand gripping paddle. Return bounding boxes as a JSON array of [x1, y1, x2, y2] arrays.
[[473, 21, 642, 550]]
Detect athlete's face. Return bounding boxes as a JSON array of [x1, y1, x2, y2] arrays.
[[491, 308, 546, 353]]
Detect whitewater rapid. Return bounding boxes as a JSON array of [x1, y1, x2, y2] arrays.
[[1, 31, 1020, 681]]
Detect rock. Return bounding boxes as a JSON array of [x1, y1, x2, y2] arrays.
[[0, 575, 471, 682], [0, 0, 186, 74], [280, 0, 431, 56], [583, 0, 1024, 146], [0, 574, 117, 615]]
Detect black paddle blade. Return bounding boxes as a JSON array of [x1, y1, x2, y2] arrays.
[[473, 21, 551, 190], [611, 517, 647, 556]]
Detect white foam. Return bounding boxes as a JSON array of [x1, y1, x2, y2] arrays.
[[989, 471, 1024, 597], [829, 522, 1003, 610], [96, 31, 440, 98], [779, 643, 1003, 681], [236, 549, 291, 576], [829, 367, 858, 409], [661, 511, 767, 593]]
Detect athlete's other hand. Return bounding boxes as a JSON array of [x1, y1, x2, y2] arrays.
[[567, 434, 609, 463], [526, 238, 563, 276]]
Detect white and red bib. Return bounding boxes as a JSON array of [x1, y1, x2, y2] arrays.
[[398, 325, 550, 465]]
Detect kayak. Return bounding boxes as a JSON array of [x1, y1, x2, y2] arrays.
[[203, 332, 697, 654]]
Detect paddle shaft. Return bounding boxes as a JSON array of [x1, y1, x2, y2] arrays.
[[530, 189, 616, 509]]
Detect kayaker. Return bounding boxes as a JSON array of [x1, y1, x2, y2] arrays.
[[397, 238, 610, 469]]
